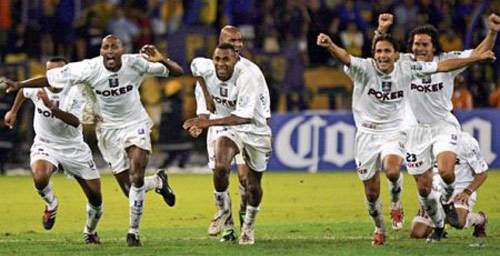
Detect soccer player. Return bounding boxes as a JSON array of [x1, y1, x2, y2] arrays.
[[409, 132, 488, 239], [184, 43, 272, 245], [316, 32, 494, 246], [3, 35, 183, 246], [3, 57, 103, 244], [191, 25, 271, 241], [375, 13, 499, 242]]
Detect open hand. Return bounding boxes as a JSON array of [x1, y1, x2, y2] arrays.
[[183, 117, 210, 130], [140, 45, 166, 62]]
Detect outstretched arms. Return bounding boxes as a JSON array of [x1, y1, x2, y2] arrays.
[[437, 50, 496, 72]]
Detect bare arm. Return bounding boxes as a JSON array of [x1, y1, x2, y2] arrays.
[[4, 76, 50, 93], [197, 77, 215, 113], [466, 172, 488, 193], [140, 44, 184, 76], [183, 115, 250, 131], [3, 89, 26, 128], [37, 89, 80, 128], [316, 33, 351, 66], [437, 50, 496, 72], [159, 58, 184, 76]]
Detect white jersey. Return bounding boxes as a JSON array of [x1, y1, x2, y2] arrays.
[[24, 86, 84, 148], [400, 50, 472, 123], [433, 132, 488, 190], [344, 56, 438, 133], [191, 57, 271, 136], [46, 54, 170, 129]]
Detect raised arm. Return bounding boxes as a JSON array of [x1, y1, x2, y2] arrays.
[[3, 89, 26, 128], [140, 45, 184, 76], [472, 14, 500, 54], [316, 33, 351, 66], [437, 50, 496, 72]]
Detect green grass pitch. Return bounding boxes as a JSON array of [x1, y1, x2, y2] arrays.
[[1, 171, 499, 255]]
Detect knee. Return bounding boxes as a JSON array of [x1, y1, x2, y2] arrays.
[[247, 181, 262, 196], [385, 167, 400, 182], [439, 169, 455, 184], [417, 185, 431, 197], [213, 162, 230, 179], [31, 169, 50, 189], [129, 171, 144, 186], [130, 156, 148, 172]]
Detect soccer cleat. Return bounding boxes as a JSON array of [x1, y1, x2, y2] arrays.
[[426, 227, 445, 243], [239, 224, 255, 245], [442, 202, 459, 228], [126, 232, 141, 246], [220, 229, 237, 242], [472, 212, 487, 238], [372, 232, 386, 246], [208, 210, 231, 236], [84, 232, 101, 244], [390, 207, 404, 230], [155, 169, 176, 207], [42, 205, 58, 230]]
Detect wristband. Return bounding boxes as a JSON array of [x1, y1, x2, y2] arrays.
[[463, 188, 473, 196]]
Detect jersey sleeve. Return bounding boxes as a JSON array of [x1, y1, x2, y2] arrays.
[[343, 56, 371, 86], [190, 58, 213, 77], [46, 59, 95, 89], [232, 71, 259, 119], [130, 54, 170, 77], [464, 135, 489, 174], [22, 88, 38, 100], [440, 50, 473, 77], [194, 83, 210, 116]]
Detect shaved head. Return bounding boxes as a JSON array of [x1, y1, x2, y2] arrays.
[[102, 34, 123, 47], [219, 26, 243, 53], [101, 34, 125, 71]]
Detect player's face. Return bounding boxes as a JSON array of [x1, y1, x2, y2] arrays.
[[412, 34, 435, 61], [100, 37, 125, 71], [220, 32, 243, 54], [213, 48, 238, 81], [373, 40, 398, 73]]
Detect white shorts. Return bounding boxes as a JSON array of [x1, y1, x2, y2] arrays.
[[30, 142, 99, 180], [96, 121, 153, 174], [354, 130, 406, 181], [406, 114, 460, 175], [206, 126, 271, 172]]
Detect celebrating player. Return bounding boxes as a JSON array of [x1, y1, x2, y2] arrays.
[[191, 26, 271, 241], [316, 31, 495, 246], [2, 35, 183, 246], [3, 57, 103, 244], [375, 13, 499, 242], [409, 132, 488, 239], [184, 43, 272, 245]]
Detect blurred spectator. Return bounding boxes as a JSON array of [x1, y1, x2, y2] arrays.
[[394, 0, 418, 34], [488, 81, 500, 108], [340, 20, 364, 56], [306, 0, 334, 65], [106, 7, 139, 52], [76, 11, 105, 59], [337, 0, 367, 32], [452, 75, 473, 110], [440, 27, 463, 52]]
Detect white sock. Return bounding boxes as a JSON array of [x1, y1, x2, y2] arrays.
[[418, 191, 444, 228], [214, 190, 230, 212], [441, 181, 455, 204], [84, 203, 103, 234], [36, 182, 58, 210], [144, 175, 160, 192], [365, 197, 385, 233], [388, 174, 403, 208], [464, 212, 485, 228], [128, 185, 145, 234], [244, 205, 259, 227]]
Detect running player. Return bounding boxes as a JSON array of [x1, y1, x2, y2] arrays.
[[2, 35, 183, 246], [184, 43, 272, 245], [409, 132, 488, 239], [191, 25, 271, 241], [3, 57, 103, 244], [316, 32, 494, 246], [375, 13, 499, 242]]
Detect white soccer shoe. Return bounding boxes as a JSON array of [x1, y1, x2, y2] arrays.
[[239, 223, 255, 245], [208, 210, 231, 236]]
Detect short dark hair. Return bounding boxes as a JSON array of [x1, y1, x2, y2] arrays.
[[215, 42, 236, 52], [48, 56, 69, 64], [372, 34, 400, 54], [407, 25, 442, 55]]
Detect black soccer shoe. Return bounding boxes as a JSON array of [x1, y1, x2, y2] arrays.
[[426, 227, 445, 243], [155, 169, 176, 207], [127, 233, 141, 247]]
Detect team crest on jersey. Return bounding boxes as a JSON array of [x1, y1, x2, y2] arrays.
[[422, 76, 432, 84], [381, 81, 392, 93], [138, 128, 145, 135], [410, 62, 423, 71], [220, 87, 228, 97]]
